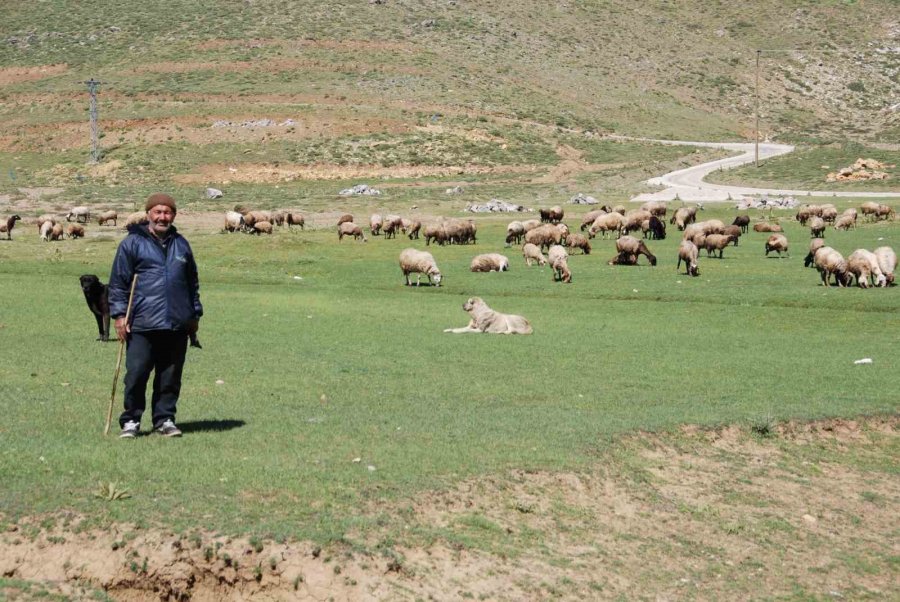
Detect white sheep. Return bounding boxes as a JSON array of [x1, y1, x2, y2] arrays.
[[847, 249, 887, 288], [522, 243, 547, 266], [547, 245, 571, 283], [224, 211, 245, 232], [66, 206, 90, 223], [39, 220, 53, 241], [873, 247, 896, 285], [338, 222, 367, 242], [813, 247, 851, 287], [677, 240, 700, 277], [399, 248, 442, 286], [370, 213, 384, 236], [470, 253, 510, 272]]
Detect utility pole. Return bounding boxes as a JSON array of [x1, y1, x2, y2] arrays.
[[755, 49, 760, 168], [83, 78, 103, 163]]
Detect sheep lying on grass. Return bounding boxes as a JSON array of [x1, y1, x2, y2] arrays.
[[1, 215, 21, 240], [874, 247, 896, 285], [444, 297, 532, 335], [804, 238, 826, 268], [522, 243, 547, 266], [847, 249, 887, 288], [753, 222, 783, 233], [813, 247, 852, 287], [764, 234, 789, 257], [677, 240, 700, 277], [399, 248, 442, 286], [338, 222, 367, 242], [548, 245, 571, 283], [470, 253, 510, 272]]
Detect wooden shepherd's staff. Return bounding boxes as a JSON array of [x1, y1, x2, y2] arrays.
[[104, 275, 137, 435]]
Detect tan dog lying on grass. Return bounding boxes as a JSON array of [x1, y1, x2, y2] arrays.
[[444, 297, 533, 335]]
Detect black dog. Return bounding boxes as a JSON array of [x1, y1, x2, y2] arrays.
[[79, 274, 111, 342]]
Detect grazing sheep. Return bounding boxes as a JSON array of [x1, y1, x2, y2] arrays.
[[36, 214, 56, 230], [1, 215, 21, 240], [821, 206, 838, 223], [251, 221, 273, 235], [443, 297, 532, 335], [813, 247, 852, 287], [271, 210, 286, 227], [875, 204, 894, 221], [470, 253, 510, 272], [642, 215, 666, 240], [640, 200, 668, 217], [580, 209, 607, 231], [622, 209, 653, 234], [722, 225, 742, 245], [65, 224, 85, 239], [564, 232, 592, 254], [452, 219, 477, 244], [860, 201, 879, 221], [677, 240, 700, 277], [66, 206, 90, 223], [848, 249, 887, 288], [402, 218, 421, 240], [336, 213, 354, 226], [383, 214, 403, 239], [123, 211, 148, 228], [732, 214, 750, 233], [703, 234, 736, 258], [795, 206, 811, 225], [804, 238, 826, 268], [97, 210, 118, 226], [39, 220, 53, 241], [833, 214, 856, 231], [539, 205, 564, 223], [521, 219, 542, 232], [753, 222, 783, 233], [808, 216, 826, 238], [241, 211, 257, 228], [286, 212, 305, 229], [399, 248, 442, 286], [670, 206, 699, 230], [424, 221, 448, 246], [841, 207, 858, 221], [50, 223, 65, 241], [697, 219, 726, 235], [224, 211, 245, 232], [588, 212, 624, 239], [525, 224, 564, 251], [244, 210, 272, 226], [522, 243, 548, 266], [610, 235, 657, 266], [506, 221, 525, 245], [548, 245, 572, 283], [338, 222, 367, 242], [611, 204, 626, 215], [873, 246, 896, 285], [764, 233, 789, 257]]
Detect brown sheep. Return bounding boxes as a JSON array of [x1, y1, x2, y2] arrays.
[[813, 247, 852, 287], [610, 235, 657, 266], [580, 209, 607, 231], [66, 224, 85, 239], [50, 223, 65, 241], [703, 234, 736, 258], [271, 210, 286, 227], [286, 212, 305, 229], [808, 216, 826, 238], [338, 222, 367, 242], [860, 201, 880, 221], [804, 238, 826, 268], [522, 243, 547, 266], [732, 214, 750, 233], [1, 215, 22, 240], [640, 201, 667, 217], [764, 234, 789, 257], [833, 215, 855, 231], [721, 225, 741, 245], [564, 232, 591, 254], [402, 218, 421, 240], [251, 221, 273, 235], [525, 224, 564, 251], [875, 204, 894, 221], [677, 240, 700, 277], [548, 245, 572, 283], [622, 209, 653, 234], [97, 210, 118, 226], [753, 222, 783, 233], [424, 221, 448, 246], [336, 213, 354, 227]]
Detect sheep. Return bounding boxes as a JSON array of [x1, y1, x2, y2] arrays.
[[753, 222, 783, 233], [286, 212, 305, 229], [860, 201, 880, 221], [97, 210, 118, 226], [841, 207, 858, 222], [808, 216, 826, 238], [622, 209, 652, 234], [424, 221, 448, 246], [721, 225, 742, 245], [521, 219, 542, 232], [1, 215, 21, 240], [251, 221, 273, 235], [795, 206, 812, 225], [382, 216, 401, 239], [65, 224, 85, 239], [732, 214, 750, 233], [123, 211, 148, 228], [539, 205, 564, 223], [610, 235, 657, 266], [338, 222, 367, 242], [848, 249, 887, 288], [470, 253, 510, 272], [244, 210, 272, 226], [522, 243, 547, 266], [611, 204, 626, 215], [833, 214, 855, 231], [873, 246, 896, 285], [640, 200, 667, 217], [548, 245, 572, 283], [564, 232, 591, 254], [677, 240, 700, 277], [764, 233, 789, 257], [455, 219, 477, 244], [642, 215, 666, 240], [336, 213, 354, 226], [40, 220, 53, 241], [506, 221, 525, 245], [875, 204, 894, 221], [697, 219, 726, 235], [580, 209, 607, 231], [703, 234, 736, 258], [50, 223, 65, 241], [588, 212, 624, 239], [821, 206, 838, 223], [525, 224, 564, 251], [241, 211, 257, 228], [271, 210, 286, 227], [681, 223, 708, 249], [670, 206, 699, 230], [399, 248, 442, 286], [224, 211, 245, 232], [813, 247, 851, 287], [36, 214, 56, 230], [402, 218, 421, 239], [66, 206, 90, 223], [804, 238, 826, 268]]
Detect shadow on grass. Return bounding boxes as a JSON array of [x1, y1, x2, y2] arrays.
[[178, 419, 246, 433]]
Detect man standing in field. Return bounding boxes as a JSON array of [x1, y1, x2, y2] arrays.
[[109, 193, 203, 439]]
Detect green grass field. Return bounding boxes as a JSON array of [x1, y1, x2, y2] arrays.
[[1, 203, 898, 546]]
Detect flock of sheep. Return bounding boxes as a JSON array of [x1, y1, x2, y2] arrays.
[[0, 207, 124, 242]]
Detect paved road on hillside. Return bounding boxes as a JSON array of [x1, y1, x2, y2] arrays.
[[624, 138, 900, 202]]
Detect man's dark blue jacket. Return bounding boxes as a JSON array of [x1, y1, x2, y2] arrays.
[[108, 224, 203, 332]]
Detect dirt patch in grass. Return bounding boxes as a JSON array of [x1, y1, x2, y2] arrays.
[[129, 58, 423, 77], [1, 416, 895, 600], [0, 64, 67, 86]]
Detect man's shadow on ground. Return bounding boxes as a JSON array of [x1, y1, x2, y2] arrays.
[[178, 419, 246, 434]]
